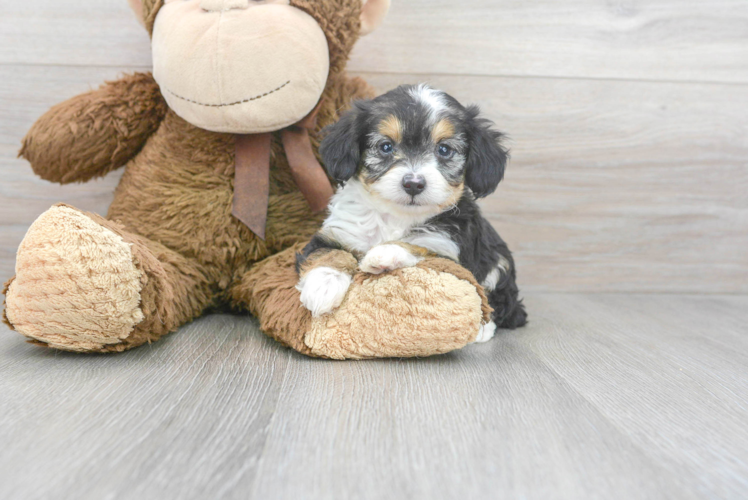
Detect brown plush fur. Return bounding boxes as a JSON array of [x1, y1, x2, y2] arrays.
[[230, 244, 317, 356], [5, 0, 491, 357], [84, 209, 216, 351], [141, 0, 163, 35], [229, 249, 492, 360], [298, 249, 360, 278], [6, 205, 146, 351], [19, 72, 167, 184], [304, 262, 487, 359], [11, 71, 375, 352], [2, 278, 15, 331], [291, 0, 363, 81], [105, 72, 374, 290]]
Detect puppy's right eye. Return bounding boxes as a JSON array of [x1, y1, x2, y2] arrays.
[[379, 142, 394, 155], [437, 144, 455, 158]]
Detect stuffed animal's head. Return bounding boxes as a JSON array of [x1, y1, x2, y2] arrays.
[[128, 0, 390, 133]]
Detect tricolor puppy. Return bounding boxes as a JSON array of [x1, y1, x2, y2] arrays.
[[296, 84, 527, 341]]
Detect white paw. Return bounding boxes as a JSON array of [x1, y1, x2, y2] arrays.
[[296, 267, 352, 317], [473, 321, 496, 343], [360, 244, 422, 274]]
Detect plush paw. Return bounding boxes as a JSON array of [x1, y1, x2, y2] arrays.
[[4, 205, 145, 351], [296, 267, 352, 317], [360, 244, 422, 274], [473, 321, 496, 343]]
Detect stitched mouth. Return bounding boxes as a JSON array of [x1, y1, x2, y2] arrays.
[[164, 80, 291, 108]]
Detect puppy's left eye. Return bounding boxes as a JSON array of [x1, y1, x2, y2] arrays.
[[437, 144, 455, 158]]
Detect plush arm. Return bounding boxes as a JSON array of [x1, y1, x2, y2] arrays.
[[19, 72, 167, 184]]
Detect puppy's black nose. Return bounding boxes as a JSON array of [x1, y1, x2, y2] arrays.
[[402, 174, 427, 196]]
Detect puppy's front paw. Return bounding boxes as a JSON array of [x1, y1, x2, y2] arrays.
[[360, 244, 422, 274], [296, 267, 352, 317], [473, 321, 496, 343]]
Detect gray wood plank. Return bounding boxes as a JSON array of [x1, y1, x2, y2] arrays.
[[247, 293, 748, 499], [250, 348, 694, 500], [0, 0, 151, 67], [519, 294, 748, 499], [3, 65, 747, 293], [0, 315, 290, 500], [3, 0, 748, 84], [1, 294, 747, 499], [349, 0, 748, 83], [0, 156, 121, 234], [0, 226, 27, 280]]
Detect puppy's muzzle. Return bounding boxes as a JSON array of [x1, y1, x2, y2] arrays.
[[402, 173, 427, 196]]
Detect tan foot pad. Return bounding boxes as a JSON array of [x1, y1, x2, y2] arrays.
[[5, 205, 144, 351], [305, 266, 484, 359]]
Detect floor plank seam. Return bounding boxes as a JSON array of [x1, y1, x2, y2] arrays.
[[247, 347, 294, 500], [349, 69, 748, 88]]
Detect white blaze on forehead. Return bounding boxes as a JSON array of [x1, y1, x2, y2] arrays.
[[409, 84, 448, 118]]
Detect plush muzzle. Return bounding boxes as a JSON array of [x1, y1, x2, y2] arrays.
[[152, 0, 330, 134]]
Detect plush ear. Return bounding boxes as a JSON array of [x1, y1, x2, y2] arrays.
[[127, 0, 145, 25], [127, 0, 163, 35], [320, 102, 368, 183], [464, 106, 509, 199], [360, 0, 391, 36]]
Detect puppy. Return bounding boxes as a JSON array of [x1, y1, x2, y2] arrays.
[[296, 84, 527, 342]]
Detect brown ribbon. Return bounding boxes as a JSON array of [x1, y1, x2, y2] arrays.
[[232, 101, 333, 240], [232, 133, 271, 240]]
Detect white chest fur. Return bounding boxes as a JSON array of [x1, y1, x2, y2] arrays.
[[322, 181, 460, 260]]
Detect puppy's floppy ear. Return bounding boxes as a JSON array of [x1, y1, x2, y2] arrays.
[[464, 105, 509, 199], [320, 101, 368, 183]]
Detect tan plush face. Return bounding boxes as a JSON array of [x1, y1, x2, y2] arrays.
[[152, 0, 330, 133]]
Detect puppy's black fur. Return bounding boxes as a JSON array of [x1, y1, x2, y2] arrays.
[[295, 233, 343, 273], [318, 101, 369, 183], [418, 193, 527, 328], [463, 106, 507, 198], [300, 84, 527, 330]]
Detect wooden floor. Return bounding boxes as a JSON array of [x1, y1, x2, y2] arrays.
[[1, 293, 746, 500]]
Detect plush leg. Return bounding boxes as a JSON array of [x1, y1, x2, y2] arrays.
[[3, 204, 214, 352], [230, 244, 493, 360], [230, 244, 317, 356]]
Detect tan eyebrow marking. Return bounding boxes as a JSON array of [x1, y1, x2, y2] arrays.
[[432, 118, 455, 143], [378, 114, 403, 143]]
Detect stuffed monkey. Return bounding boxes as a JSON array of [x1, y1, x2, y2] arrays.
[[3, 0, 492, 359]]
